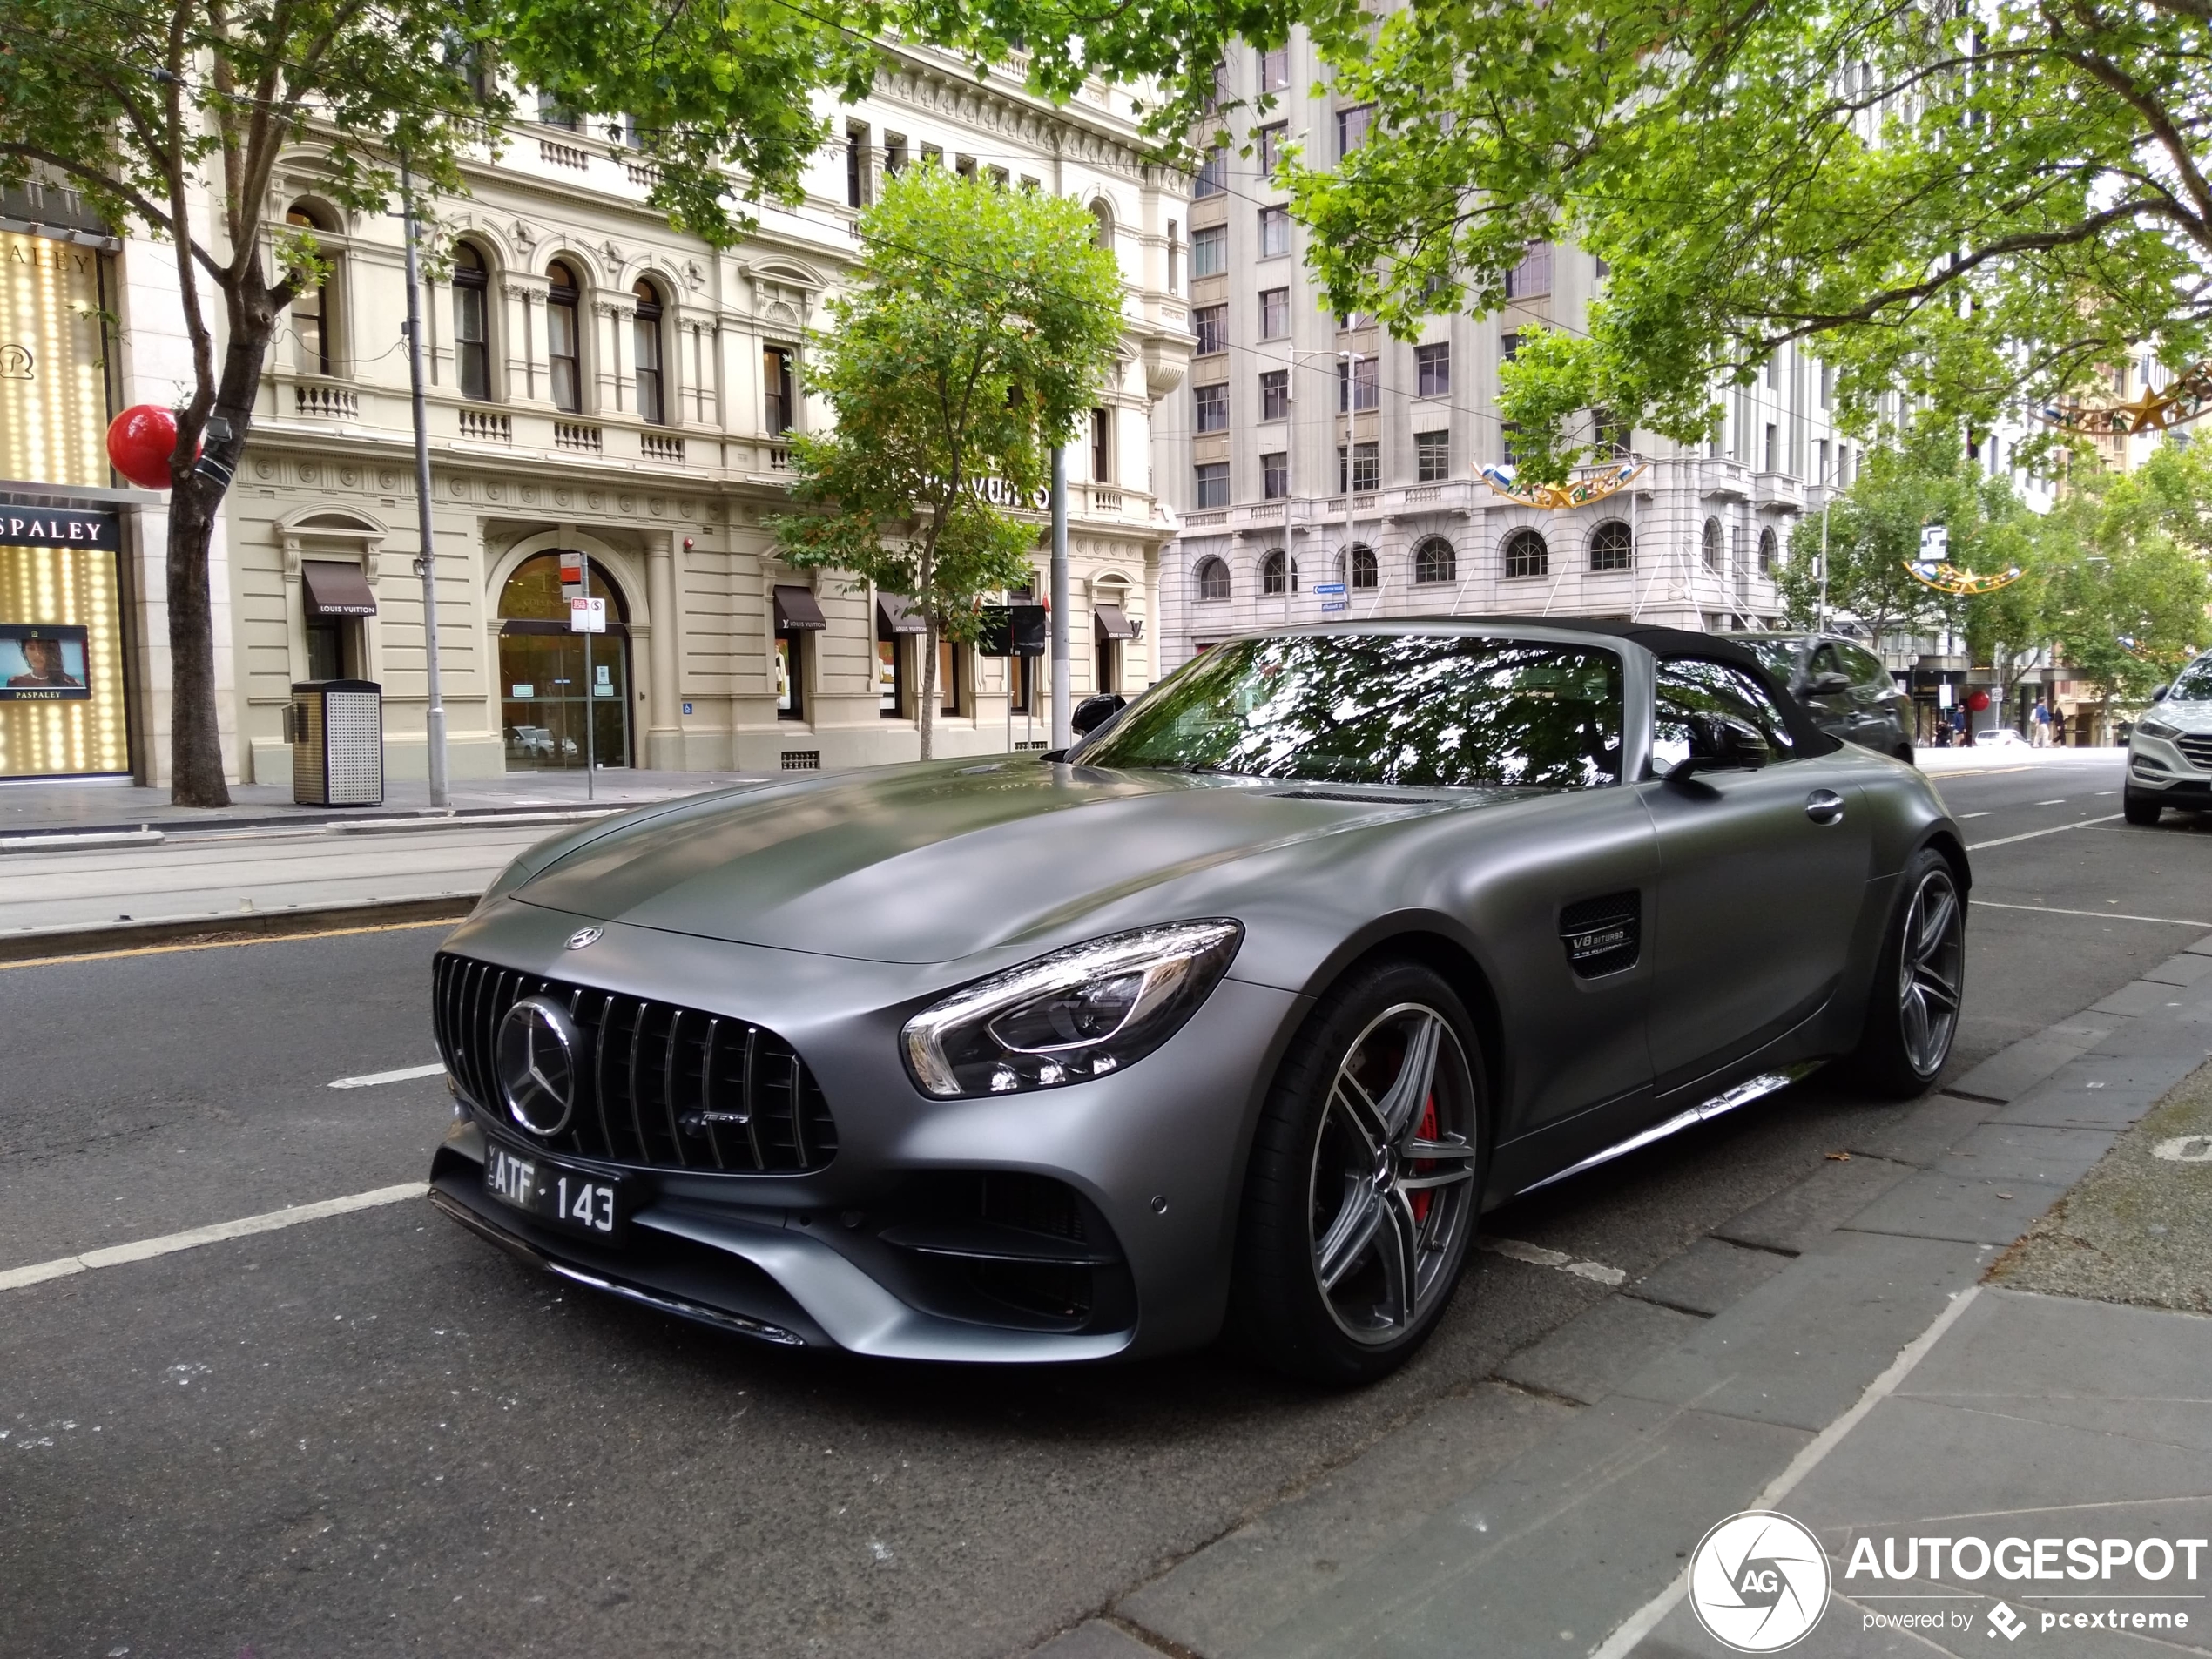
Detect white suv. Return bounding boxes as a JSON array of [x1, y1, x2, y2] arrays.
[[2125, 652, 2212, 824]]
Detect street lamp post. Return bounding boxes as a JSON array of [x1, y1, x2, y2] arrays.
[[399, 158, 451, 807], [1279, 347, 1363, 614]]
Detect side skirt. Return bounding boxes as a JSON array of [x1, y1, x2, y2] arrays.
[[1513, 1062, 1823, 1196]]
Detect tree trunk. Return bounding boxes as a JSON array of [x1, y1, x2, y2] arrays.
[[919, 616, 938, 761]]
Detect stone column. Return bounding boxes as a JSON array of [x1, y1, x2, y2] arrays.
[[645, 529, 683, 768]]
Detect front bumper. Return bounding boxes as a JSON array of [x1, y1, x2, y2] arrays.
[[428, 899, 1305, 1362], [2127, 737, 2212, 807]]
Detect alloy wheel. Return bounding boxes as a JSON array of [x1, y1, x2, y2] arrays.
[[1307, 1002, 1479, 1345], [1897, 868, 1964, 1076]]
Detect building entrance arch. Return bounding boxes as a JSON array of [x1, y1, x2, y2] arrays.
[[496, 549, 634, 771]]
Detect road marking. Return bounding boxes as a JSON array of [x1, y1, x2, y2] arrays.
[[1960, 811, 1992, 819], [329, 1062, 446, 1089], [0, 1183, 425, 1292], [0, 914, 461, 973], [1973, 900, 2212, 927], [1967, 813, 2123, 850], [1478, 1236, 1627, 1285], [2035, 799, 2068, 806], [2097, 790, 2119, 796], [1592, 1285, 1984, 1659]]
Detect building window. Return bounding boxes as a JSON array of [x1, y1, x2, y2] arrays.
[[1195, 145, 1228, 198], [1261, 550, 1296, 595], [1415, 429, 1450, 482], [1702, 516, 1723, 570], [546, 260, 582, 413], [1257, 124, 1287, 179], [1196, 556, 1231, 602], [846, 122, 871, 208], [1195, 380, 1229, 433], [1500, 330, 1521, 362], [1089, 199, 1112, 249], [1758, 525, 1779, 574], [1262, 451, 1289, 499], [284, 206, 336, 377], [1339, 442, 1379, 493], [1819, 361, 1833, 408], [776, 627, 804, 719], [1258, 287, 1290, 340], [938, 637, 962, 714], [632, 280, 665, 425], [1091, 408, 1111, 482], [1501, 422, 1525, 466], [884, 132, 907, 175], [1764, 421, 1778, 472], [876, 610, 907, 718], [1415, 342, 1449, 398], [447, 242, 491, 400], [536, 88, 577, 128], [764, 345, 795, 435], [1336, 105, 1372, 159], [1195, 462, 1230, 508], [956, 154, 978, 180], [1503, 528, 1549, 578], [1338, 354, 1377, 410], [1193, 305, 1226, 355], [1167, 220, 1181, 294], [1095, 623, 1120, 696], [1259, 368, 1289, 421], [1258, 205, 1291, 258], [1815, 438, 1831, 486], [1413, 536, 1456, 583], [1191, 224, 1227, 278], [1258, 44, 1289, 91], [1589, 520, 1633, 571], [1505, 242, 1553, 299], [920, 143, 943, 167], [1593, 405, 1629, 455], [1346, 543, 1379, 589]]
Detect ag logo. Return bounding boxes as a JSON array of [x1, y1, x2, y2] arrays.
[[1688, 1510, 1831, 1652]]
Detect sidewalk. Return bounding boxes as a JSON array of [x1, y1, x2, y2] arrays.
[[1034, 939, 2212, 1659]]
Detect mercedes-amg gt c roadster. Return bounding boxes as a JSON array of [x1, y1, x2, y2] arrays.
[[428, 619, 1967, 1383]]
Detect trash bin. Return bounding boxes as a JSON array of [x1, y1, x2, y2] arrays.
[[287, 679, 383, 806]]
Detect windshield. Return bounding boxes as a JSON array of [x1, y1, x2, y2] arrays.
[[1080, 633, 1624, 789], [2170, 653, 2212, 702], [1736, 638, 1804, 681]]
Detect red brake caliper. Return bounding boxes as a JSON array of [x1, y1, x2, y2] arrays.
[[1409, 1094, 1439, 1223]]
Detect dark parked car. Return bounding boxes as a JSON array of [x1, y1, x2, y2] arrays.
[[1733, 632, 1916, 764], [428, 619, 1967, 1384]]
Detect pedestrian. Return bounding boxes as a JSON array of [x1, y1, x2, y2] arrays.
[[2053, 707, 2069, 747], [2032, 699, 2051, 746]]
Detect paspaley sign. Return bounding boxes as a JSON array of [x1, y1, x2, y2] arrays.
[[0, 506, 118, 550]]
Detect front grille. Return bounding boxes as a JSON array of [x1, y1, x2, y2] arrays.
[[433, 952, 838, 1173], [2177, 733, 2212, 771]]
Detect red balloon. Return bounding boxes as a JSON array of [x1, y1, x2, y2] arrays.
[[1966, 690, 1992, 712], [106, 405, 185, 490]]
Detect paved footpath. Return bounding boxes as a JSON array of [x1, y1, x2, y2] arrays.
[[1035, 934, 2212, 1659]]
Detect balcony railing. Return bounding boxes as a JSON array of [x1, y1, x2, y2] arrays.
[[293, 381, 358, 420], [457, 408, 512, 443], [539, 138, 590, 170], [640, 432, 684, 463], [555, 421, 603, 454]]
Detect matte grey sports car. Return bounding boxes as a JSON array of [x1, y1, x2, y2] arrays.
[[428, 619, 1969, 1383]]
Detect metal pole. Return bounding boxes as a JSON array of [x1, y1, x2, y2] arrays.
[[1050, 446, 1070, 749], [1342, 350, 1357, 609], [400, 158, 449, 808], [1817, 491, 1831, 634], [579, 546, 596, 800]]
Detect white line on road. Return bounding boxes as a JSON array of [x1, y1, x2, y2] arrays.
[[1960, 811, 1991, 819], [1478, 1236, 1627, 1285], [1967, 813, 2123, 850], [329, 1062, 447, 1089], [2035, 799, 2068, 806], [0, 1184, 424, 1292], [1973, 900, 2212, 928]]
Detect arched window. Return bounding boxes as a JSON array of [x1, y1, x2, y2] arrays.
[[1758, 525, 1779, 574], [1195, 556, 1231, 602], [1502, 528, 1549, 578], [1261, 549, 1297, 596], [1089, 200, 1114, 252], [452, 242, 490, 401], [1589, 519, 1634, 572], [1702, 516, 1723, 571], [284, 203, 337, 377], [496, 550, 633, 771], [1412, 536, 1456, 584], [1341, 543, 1378, 590], [547, 260, 583, 413], [631, 279, 666, 425]]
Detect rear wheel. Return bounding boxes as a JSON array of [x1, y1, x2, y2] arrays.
[[2123, 789, 2164, 826], [1231, 961, 1485, 1386], [1848, 849, 1965, 1097]]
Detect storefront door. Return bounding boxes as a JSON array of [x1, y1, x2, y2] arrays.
[[496, 551, 632, 772]]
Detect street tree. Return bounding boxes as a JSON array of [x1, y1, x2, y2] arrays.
[[0, 0, 885, 805], [767, 165, 1123, 760]]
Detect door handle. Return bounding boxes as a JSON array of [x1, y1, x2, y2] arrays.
[[1805, 789, 1845, 826]]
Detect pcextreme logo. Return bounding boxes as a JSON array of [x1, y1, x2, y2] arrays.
[[1688, 1510, 1831, 1652]]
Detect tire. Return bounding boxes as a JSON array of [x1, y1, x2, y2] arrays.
[[2123, 789, 2164, 826], [1230, 959, 1486, 1386], [1848, 848, 1966, 1098]]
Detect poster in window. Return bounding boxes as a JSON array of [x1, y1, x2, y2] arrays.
[[876, 639, 899, 711], [775, 636, 793, 713], [0, 624, 91, 699]]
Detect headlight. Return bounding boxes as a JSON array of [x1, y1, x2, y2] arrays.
[[901, 921, 1243, 1098], [2137, 717, 2182, 741]]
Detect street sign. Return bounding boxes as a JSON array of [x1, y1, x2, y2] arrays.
[[1317, 581, 1348, 615], [569, 596, 606, 633], [1919, 525, 1948, 560]]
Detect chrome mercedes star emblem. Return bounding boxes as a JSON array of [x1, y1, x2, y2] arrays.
[[495, 995, 580, 1137], [565, 926, 603, 950]]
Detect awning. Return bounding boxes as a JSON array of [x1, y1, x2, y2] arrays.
[[1094, 603, 1135, 640], [302, 560, 377, 617], [876, 593, 926, 635], [773, 584, 826, 631]]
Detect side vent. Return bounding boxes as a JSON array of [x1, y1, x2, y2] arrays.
[[1559, 891, 1641, 978]]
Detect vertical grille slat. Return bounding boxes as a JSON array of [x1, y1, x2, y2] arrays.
[[429, 953, 835, 1175]]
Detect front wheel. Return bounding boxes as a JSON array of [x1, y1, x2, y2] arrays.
[[2123, 788, 2164, 826], [1230, 960, 1486, 1386], [1848, 849, 1966, 1098]]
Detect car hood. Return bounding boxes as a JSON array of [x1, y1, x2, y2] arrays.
[[512, 759, 1505, 964], [2147, 698, 2212, 733]]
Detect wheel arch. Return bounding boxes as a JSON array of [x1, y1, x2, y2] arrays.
[[1921, 828, 1973, 895]]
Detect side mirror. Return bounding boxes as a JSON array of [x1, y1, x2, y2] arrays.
[[1805, 671, 1851, 697], [1667, 712, 1770, 781], [2152, 684, 2170, 704], [1072, 693, 1127, 736]]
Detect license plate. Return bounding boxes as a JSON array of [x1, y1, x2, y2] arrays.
[[482, 1142, 627, 1241]]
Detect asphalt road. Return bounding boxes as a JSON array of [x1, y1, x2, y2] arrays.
[[3, 752, 2204, 1659]]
